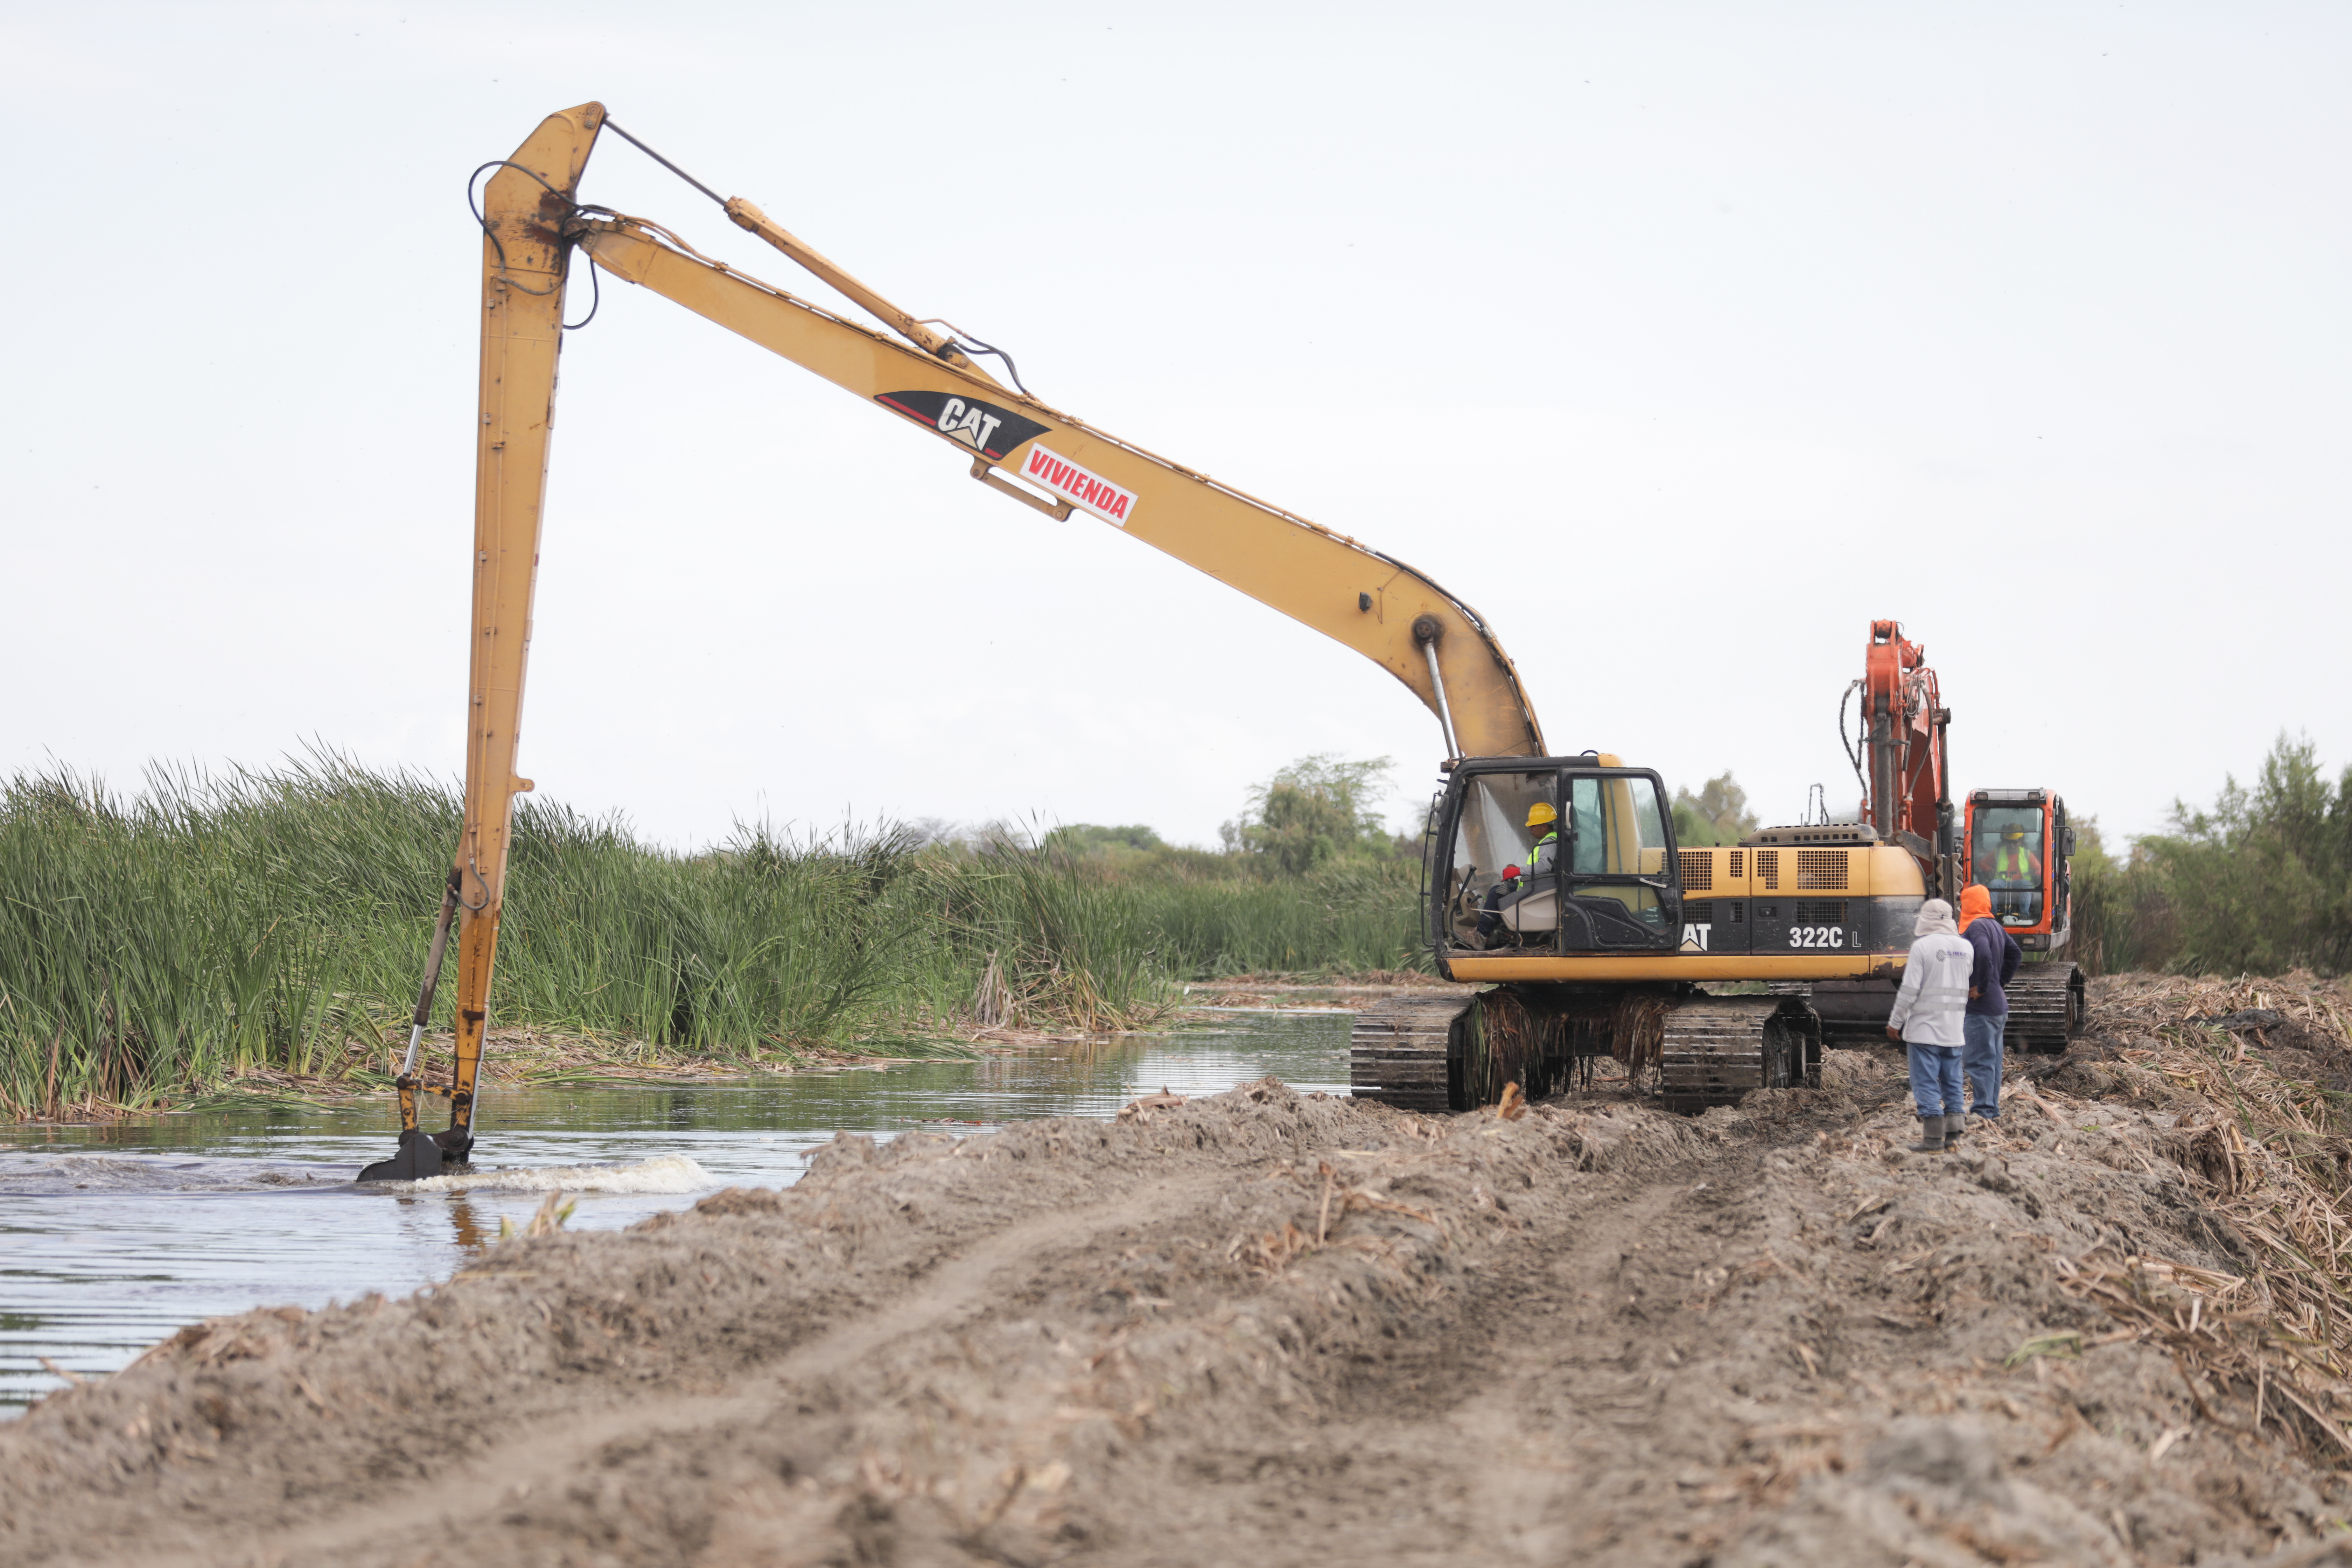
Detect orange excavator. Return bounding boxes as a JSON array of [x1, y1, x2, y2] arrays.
[[1791, 620, 2082, 1054]]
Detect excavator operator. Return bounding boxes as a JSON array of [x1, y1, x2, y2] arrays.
[[1990, 825, 2042, 887], [1477, 802, 1560, 943], [1986, 824, 2044, 924]]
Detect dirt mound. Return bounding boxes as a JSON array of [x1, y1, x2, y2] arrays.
[[8, 977, 2352, 1566]]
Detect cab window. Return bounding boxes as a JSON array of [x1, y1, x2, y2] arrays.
[[1451, 772, 1559, 904], [1971, 805, 2045, 924], [1562, 772, 1673, 926], [1564, 774, 1671, 880]]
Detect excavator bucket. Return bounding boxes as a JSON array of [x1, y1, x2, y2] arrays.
[[358, 1129, 446, 1184]]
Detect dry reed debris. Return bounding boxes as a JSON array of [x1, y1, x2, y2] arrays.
[[2054, 972, 2352, 1460]]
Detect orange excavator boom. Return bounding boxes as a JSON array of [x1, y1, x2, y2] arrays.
[[1847, 618, 1956, 898]]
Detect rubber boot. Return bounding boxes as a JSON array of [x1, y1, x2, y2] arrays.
[[1944, 1114, 1968, 1143], [1908, 1114, 1947, 1154]]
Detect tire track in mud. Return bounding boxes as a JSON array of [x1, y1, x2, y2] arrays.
[[12, 1056, 2352, 1568], [1090, 1145, 1781, 1567], [4, 1088, 1710, 1568], [131, 1172, 1242, 1568]]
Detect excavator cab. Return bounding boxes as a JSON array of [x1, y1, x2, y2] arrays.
[[1432, 758, 1681, 955], [1964, 789, 2074, 950], [1958, 788, 2083, 1053]]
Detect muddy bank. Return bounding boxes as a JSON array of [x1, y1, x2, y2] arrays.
[[7, 974, 2352, 1567]]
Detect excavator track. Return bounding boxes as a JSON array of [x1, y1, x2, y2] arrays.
[[2004, 962, 2085, 1055], [1770, 978, 1900, 1049], [1349, 994, 1474, 1112], [1657, 994, 1822, 1112], [1776, 962, 2084, 1057], [1350, 989, 1822, 1116]]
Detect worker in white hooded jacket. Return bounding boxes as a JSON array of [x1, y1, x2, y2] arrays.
[[1885, 898, 1973, 1153]]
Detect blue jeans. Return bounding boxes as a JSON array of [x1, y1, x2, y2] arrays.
[[1906, 1043, 1963, 1118], [1963, 1012, 2006, 1118]]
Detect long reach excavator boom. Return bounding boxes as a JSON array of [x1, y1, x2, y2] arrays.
[[359, 102, 1545, 1178]]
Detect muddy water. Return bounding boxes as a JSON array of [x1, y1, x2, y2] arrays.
[[0, 1009, 1351, 1415]]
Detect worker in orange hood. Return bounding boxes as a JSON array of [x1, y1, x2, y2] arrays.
[[1957, 884, 2023, 1132]]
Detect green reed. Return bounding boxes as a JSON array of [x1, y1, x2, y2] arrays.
[[0, 757, 1427, 1115]]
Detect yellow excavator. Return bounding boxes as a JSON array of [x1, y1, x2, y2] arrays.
[[360, 103, 1940, 1176]]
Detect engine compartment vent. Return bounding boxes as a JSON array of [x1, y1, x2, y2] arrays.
[[1741, 822, 1880, 847], [1795, 850, 1850, 890]]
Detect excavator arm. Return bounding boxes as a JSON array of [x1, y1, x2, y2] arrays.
[[571, 212, 1544, 759], [358, 101, 1544, 1179], [1852, 618, 1955, 895], [357, 105, 601, 1181]]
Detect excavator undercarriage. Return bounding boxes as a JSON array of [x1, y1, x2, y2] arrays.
[[1350, 985, 1823, 1115], [1773, 969, 2084, 1056]]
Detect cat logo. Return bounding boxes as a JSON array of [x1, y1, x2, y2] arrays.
[[872, 390, 1048, 463], [936, 397, 1001, 452]]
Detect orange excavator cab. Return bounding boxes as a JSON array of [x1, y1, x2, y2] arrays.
[[1960, 789, 2084, 1050], [1965, 791, 2071, 945]]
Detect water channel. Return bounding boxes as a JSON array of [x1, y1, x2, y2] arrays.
[[0, 1009, 1354, 1416]]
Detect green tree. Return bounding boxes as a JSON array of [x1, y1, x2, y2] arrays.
[[1040, 822, 1167, 870], [1222, 755, 1397, 877], [1672, 772, 1759, 848], [2130, 734, 2351, 975], [1043, 823, 1165, 860], [2065, 813, 2154, 974], [2068, 733, 2350, 976]]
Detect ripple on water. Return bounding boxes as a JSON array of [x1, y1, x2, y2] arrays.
[[398, 1154, 717, 1195], [0, 1153, 345, 1195]]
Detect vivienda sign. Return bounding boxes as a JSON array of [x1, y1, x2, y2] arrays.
[[1019, 444, 1139, 526]]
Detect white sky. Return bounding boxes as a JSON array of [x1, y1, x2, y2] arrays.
[[4, 2, 2345, 852]]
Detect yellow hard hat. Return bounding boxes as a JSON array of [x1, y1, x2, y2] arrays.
[[1526, 802, 1558, 828], [2002, 826, 2025, 840]]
